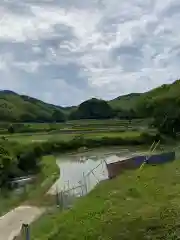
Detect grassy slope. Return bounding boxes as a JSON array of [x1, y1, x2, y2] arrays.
[[31, 159, 180, 240], [0, 155, 59, 216]]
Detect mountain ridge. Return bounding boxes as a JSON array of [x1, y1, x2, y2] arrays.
[[0, 79, 180, 122]]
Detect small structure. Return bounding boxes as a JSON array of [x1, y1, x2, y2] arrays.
[[9, 176, 35, 189], [106, 151, 176, 179]]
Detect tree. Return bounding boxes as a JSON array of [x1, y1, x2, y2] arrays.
[[8, 124, 15, 134], [152, 98, 180, 138], [52, 110, 65, 122], [69, 98, 114, 120]]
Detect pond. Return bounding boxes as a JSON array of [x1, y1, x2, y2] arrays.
[[49, 145, 171, 196]]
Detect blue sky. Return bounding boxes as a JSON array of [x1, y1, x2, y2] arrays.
[[0, 0, 180, 106]]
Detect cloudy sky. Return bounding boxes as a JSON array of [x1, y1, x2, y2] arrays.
[[0, 0, 180, 106]]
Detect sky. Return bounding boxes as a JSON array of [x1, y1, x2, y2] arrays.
[[0, 0, 180, 106]]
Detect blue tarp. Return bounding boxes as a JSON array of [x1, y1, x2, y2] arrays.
[[132, 151, 175, 166]]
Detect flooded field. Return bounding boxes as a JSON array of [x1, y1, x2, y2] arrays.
[[49, 146, 162, 195]]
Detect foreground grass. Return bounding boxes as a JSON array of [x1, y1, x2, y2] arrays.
[[0, 155, 59, 216], [31, 159, 180, 240]]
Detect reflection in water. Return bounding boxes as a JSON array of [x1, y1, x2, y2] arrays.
[[50, 158, 109, 195], [49, 147, 136, 195], [49, 145, 176, 195]]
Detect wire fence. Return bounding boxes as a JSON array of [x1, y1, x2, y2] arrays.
[[55, 159, 108, 210]]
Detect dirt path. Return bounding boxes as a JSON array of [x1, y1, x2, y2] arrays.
[[0, 206, 44, 240]]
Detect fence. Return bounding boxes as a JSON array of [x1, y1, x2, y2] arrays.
[[55, 159, 108, 210], [13, 224, 30, 240]]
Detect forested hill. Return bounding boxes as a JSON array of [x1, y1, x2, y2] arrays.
[[109, 93, 141, 110], [0, 90, 67, 122], [0, 79, 180, 122], [109, 80, 180, 110]]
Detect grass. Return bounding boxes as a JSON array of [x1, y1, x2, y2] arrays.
[[23, 155, 59, 206], [0, 119, 151, 135], [0, 155, 59, 216], [31, 159, 180, 240], [84, 131, 142, 139], [3, 130, 144, 143], [3, 132, 76, 143]]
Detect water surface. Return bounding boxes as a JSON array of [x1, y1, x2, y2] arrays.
[[49, 146, 156, 195]]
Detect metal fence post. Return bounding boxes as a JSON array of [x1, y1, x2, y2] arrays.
[[83, 172, 87, 194], [22, 223, 30, 240], [56, 187, 59, 207]]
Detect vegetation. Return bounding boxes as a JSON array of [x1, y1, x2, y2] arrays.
[[0, 90, 66, 122], [0, 140, 41, 188], [69, 98, 114, 120], [135, 80, 180, 137], [0, 155, 59, 216], [109, 93, 141, 110], [1, 79, 180, 122], [0, 131, 158, 188], [2, 80, 180, 239], [0, 118, 150, 136], [31, 158, 180, 240]]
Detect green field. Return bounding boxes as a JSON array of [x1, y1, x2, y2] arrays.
[[2, 130, 145, 144], [0, 118, 151, 133], [31, 159, 180, 240], [0, 118, 153, 143]]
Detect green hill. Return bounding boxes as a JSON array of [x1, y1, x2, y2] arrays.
[[1, 79, 180, 122], [0, 91, 67, 122], [109, 93, 141, 110], [109, 79, 180, 111], [69, 98, 114, 120]]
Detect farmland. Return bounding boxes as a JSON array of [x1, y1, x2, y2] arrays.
[[0, 119, 152, 143]]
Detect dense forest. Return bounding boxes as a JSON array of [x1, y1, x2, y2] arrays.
[[0, 90, 67, 122]]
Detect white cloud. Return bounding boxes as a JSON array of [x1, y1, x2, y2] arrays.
[[0, 0, 180, 105]]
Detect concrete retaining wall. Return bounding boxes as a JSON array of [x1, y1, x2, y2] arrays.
[[107, 151, 175, 179], [146, 151, 175, 164], [107, 157, 138, 179]]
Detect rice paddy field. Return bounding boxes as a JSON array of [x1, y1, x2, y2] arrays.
[[3, 131, 144, 144], [0, 119, 153, 143]]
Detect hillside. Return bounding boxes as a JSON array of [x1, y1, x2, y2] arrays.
[[31, 157, 180, 240], [67, 80, 180, 120], [109, 79, 180, 110], [1, 79, 180, 122], [109, 93, 141, 110], [0, 91, 67, 122]]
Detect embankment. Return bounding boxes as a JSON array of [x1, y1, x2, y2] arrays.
[[31, 158, 180, 240]]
